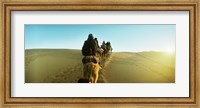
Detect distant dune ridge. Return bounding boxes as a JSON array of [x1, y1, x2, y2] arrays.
[[25, 49, 175, 83]]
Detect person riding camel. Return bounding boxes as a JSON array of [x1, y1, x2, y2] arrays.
[[81, 34, 99, 65], [94, 38, 100, 48], [82, 34, 97, 56], [106, 42, 111, 51], [101, 41, 107, 57], [101, 41, 106, 50]]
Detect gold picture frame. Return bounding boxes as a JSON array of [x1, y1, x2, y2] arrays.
[[0, 0, 199, 107]]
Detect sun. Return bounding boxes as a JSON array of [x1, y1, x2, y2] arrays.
[[166, 48, 174, 55]]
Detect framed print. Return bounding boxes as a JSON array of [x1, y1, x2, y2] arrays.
[[0, 0, 199, 107]]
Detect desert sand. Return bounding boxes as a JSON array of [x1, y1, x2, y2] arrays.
[[25, 49, 175, 83], [25, 49, 83, 83], [103, 52, 175, 83]]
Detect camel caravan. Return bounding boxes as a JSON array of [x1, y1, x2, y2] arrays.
[[78, 34, 112, 83]]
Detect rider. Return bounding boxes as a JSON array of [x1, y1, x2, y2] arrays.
[[81, 34, 99, 65], [94, 38, 100, 48]]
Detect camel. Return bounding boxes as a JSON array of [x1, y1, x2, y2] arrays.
[[83, 62, 100, 83]]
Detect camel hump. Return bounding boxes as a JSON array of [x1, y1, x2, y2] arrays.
[[82, 56, 99, 64]]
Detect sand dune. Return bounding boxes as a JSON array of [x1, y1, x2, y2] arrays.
[[104, 52, 175, 83], [25, 49, 175, 83], [25, 49, 83, 83]]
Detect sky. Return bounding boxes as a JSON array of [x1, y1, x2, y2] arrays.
[[25, 24, 175, 52]]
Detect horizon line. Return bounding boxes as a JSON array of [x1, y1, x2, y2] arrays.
[[25, 48, 175, 53]]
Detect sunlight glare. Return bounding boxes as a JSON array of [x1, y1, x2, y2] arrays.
[[166, 48, 174, 55]]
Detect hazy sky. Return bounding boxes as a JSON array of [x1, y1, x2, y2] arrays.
[[25, 24, 175, 52]]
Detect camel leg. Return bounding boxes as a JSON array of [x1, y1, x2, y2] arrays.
[[93, 72, 98, 83], [94, 64, 100, 83]]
